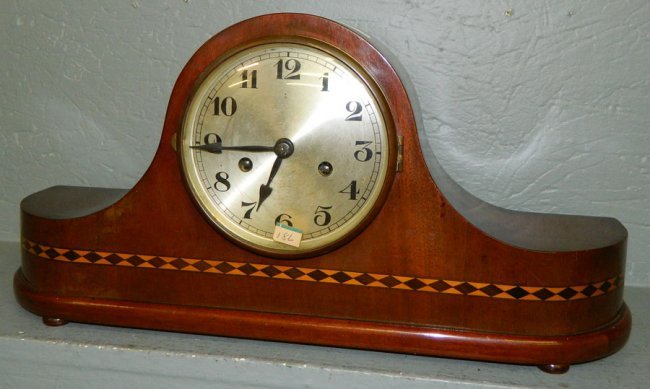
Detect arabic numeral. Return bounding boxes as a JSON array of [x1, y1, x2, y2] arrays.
[[314, 205, 332, 226], [354, 141, 373, 162], [275, 213, 293, 227], [339, 180, 360, 200], [275, 58, 301, 80], [241, 69, 257, 89], [214, 172, 231, 192], [241, 201, 257, 219], [321, 72, 329, 91], [214, 96, 237, 116], [345, 101, 362, 121]]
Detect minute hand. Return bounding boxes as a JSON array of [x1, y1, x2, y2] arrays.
[[190, 143, 275, 154]]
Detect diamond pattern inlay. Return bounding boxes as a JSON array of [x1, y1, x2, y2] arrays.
[[63, 250, 81, 261], [191, 261, 212, 272], [284, 268, 305, 279], [379, 276, 401, 288], [308, 270, 328, 282], [581, 285, 597, 297], [170, 258, 189, 270], [261, 266, 282, 278], [215, 262, 235, 273], [559, 287, 579, 300], [149, 257, 166, 268], [430, 280, 452, 292], [533, 288, 555, 301], [599, 281, 613, 292], [105, 254, 123, 265], [354, 273, 376, 285], [126, 255, 145, 267], [405, 278, 426, 290], [84, 252, 103, 263], [331, 271, 352, 283], [506, 287, 529, 300], [479, 284, 503, 297], [44, 248, 59, 259], [454, 282, 478, 295], [21, 238, 622, 302]]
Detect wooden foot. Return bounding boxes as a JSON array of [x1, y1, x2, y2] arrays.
[[538, 364, 570, 374], [42, 317, 68, 326]]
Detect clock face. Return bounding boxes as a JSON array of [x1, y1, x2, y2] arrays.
[[179, 41, 395, 256]]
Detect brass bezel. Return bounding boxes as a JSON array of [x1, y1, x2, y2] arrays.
[[178, 36, 398, 258]]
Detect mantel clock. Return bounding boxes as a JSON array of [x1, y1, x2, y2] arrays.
[[14, 14, 630, 374]]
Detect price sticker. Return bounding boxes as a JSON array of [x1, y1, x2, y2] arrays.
[[273, 223, 303, 247]]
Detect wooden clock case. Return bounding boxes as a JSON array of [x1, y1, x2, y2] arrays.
[[14, 13, 630, 373]]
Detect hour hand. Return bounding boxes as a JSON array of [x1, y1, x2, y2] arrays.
[[257, 156, 282, 210], [190, 142, 275, 154], [256, 138, 295, 211]]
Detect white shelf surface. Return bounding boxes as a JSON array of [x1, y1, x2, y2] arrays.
[[1, 241, 647, 388]]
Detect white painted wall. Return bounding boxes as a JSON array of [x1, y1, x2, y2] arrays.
[[1, 0, 648, 286]]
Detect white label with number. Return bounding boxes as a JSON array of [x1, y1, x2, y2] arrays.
[[273, 223, 303, 247]]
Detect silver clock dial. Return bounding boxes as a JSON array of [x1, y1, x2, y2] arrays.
[[180, 42, 394, 256]]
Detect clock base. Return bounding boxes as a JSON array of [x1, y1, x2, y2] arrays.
[[14, 269, 631, 373]]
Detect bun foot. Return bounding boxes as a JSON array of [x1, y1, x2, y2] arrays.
[[42, 317, 68, 326], [538, 364, 570, 374]]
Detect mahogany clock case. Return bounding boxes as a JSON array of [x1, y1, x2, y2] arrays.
[[14, 13, 630, 373]]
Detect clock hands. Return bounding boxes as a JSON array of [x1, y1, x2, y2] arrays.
[[257, 138, 294, 211], [257, 156, 282, 210], [191, 137, 294, 211], [190, 142, 275, 154]]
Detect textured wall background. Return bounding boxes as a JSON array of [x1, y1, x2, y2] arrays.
[[1, 0, 648, 286]]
